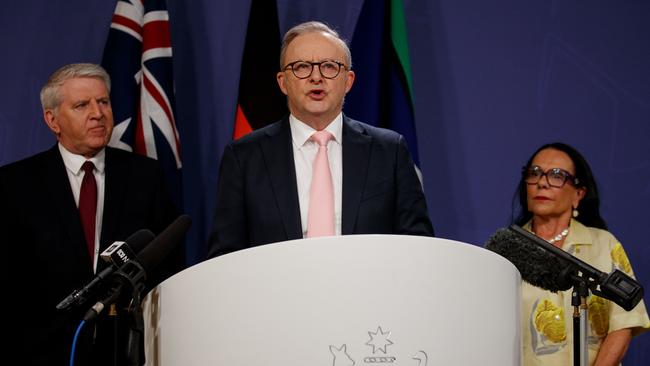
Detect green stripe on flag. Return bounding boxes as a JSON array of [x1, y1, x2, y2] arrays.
[[390, 0, 414, 102]]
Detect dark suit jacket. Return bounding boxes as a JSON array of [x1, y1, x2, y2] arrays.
[[0, 146, 180, 366], [208, 115, 433, 257]]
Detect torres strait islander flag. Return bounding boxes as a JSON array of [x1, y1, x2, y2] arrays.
[[233, 0, 288, 139], [102, 0, 182, 203], [345, 0, 421, 168]]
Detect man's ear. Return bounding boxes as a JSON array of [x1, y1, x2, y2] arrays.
[[344, 70, 355, 93], [43, 110, 60, 135], [277, 72, 288, 96]]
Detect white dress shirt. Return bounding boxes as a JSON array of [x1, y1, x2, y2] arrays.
[[58, 143, 106, 272], [289, 113, 343, 237]]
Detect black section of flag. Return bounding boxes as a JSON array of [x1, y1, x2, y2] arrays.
[[237, 0, 288, 129]]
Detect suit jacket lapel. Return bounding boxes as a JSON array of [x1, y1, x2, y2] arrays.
[[341, 116, 371, 234], [44, 146, 93, 269], [259, 118, 303, 239]]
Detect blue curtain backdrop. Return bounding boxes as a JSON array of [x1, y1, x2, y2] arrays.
[[1, 1, 649, 363]]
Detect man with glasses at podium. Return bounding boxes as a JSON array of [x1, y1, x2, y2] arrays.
[[208, 21, 433, 258]]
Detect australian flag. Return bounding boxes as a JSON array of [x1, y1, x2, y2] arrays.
[[102, 0, 182, 205]]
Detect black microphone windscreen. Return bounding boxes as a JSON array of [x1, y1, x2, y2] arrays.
[[137, 215, 191, 273], [486, 228, 573, 292], [126, 229, 156, 253]]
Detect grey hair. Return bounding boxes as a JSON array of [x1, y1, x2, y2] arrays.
[[280, 21, 352, 70], [40, 63, 111, 111]]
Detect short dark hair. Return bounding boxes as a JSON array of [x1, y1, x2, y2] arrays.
[[512, 142, 607, 230]]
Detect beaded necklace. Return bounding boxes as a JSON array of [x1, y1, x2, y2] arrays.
[[546, 228, 569, 244], [531, 221, 570, 244]]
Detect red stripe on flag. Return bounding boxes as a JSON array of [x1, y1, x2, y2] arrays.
[[143, 73, 182, 158], [143, 20, 171, 52], [134, 106, 147, 156], [233, 104, 253, 140], [112, 14, 142, 36]]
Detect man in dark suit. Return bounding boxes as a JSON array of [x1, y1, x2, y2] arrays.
[[208, 21, 433, 258], [0, 63, 181, 365]]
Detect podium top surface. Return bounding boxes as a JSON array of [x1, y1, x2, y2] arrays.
[[145, 235, 521, 366], [190, 234, 518, 278]]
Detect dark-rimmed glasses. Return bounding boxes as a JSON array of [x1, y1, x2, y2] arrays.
[[523, 165, 580, 188], [282, 60, 347, 79]]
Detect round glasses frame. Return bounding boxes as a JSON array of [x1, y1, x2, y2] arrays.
[[523, 165, 580, 188], [282, 60, 347, 79]]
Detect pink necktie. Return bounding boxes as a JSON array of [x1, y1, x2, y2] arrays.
[[79, 161, 97, 262], [307, 131, 335, 237]]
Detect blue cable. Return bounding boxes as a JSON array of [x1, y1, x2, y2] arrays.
[[69, 319, 86, 366]]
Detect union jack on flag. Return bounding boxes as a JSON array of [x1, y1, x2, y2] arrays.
[[102, 0, 182, 184]]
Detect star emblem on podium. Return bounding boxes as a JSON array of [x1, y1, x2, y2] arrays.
[[365, 326, 393, 354]]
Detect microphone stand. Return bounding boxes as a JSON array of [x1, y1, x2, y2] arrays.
[[569, 275, 589, 366], [109, 304, 119, 366], [84, 261, 147, 365], [125, 288, 146, 365], [116, 263, 147, 366]]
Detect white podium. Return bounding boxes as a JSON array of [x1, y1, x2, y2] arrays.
[[143, 235, 521, 366]]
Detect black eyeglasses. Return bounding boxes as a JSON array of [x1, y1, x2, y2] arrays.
[[523, 165, 580, 188], [282, 60, 347, 79]]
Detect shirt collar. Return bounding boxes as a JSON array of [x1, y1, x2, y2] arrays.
[[289, 113, 343, 147], [58, 143, 106, 175], [562, 219, 593, 250], [523, 218, 593, 252]]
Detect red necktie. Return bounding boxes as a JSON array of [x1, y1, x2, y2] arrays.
[[307, 131, 335, 237], [79, 161, 97, 261]]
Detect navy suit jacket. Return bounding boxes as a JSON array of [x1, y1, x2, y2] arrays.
[[208, 115, 433, 257], [0, 146, 180, 366]]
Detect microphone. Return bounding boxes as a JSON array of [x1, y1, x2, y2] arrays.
[[56, 229, 155, 310], [83, 214, 192, 321], [486, 228, 573, 292], [135, 214, 191, 273], [509, 225, 644, 311], [100, 238, 140, 267]]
